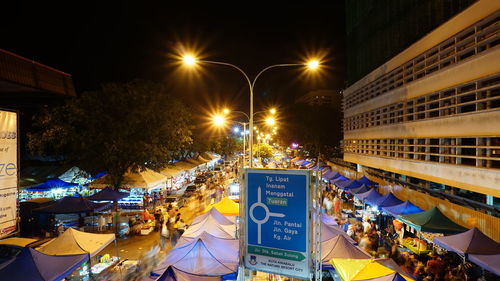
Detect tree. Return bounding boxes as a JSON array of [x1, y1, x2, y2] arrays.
[[28, 80, 192, 189], [208, 135, 241, 158], [253, 142, 274, 159]]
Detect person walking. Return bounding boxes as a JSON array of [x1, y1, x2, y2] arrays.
[[160, 221, 169, 250], [333, 195, 341, 217]]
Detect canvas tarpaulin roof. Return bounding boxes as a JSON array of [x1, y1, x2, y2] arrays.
[[330, 175, 348, 184], [0, 247, 88, 281], [26, 178, 78, 192], [355, 188, 382, 201], [204, 197, 239, 216], [330, 258, 413, 281], [322, 235, 370, 265], [37, 228, 115, 257], [58, 166, 91, 184], [158, 266, 222, 281], [33, 196, 111, 214], [382, 201, 423, 216], [89, 168, 167, 190], [469, 253, 500, 276], [433, 227, 500, 256], [324, 171, 341, 180], [191, 207, 235, 226], [336, 179, 363, 190], [154, 232, 238, 277], [182, 215, 236, 239], [320, 222, 356, 244], [398, 207, 468, 234], [357, 176, 377, 186], [370, 192, 403, 208], [87, 187, 129, 201], [349, 185, 370, 195]]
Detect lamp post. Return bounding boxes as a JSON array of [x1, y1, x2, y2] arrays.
[[183, 55, 320, 167]]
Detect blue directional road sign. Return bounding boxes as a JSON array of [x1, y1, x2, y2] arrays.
[[244, 168, 311, 280]]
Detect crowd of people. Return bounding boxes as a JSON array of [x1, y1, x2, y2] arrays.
[[320, 182, 493, 281]]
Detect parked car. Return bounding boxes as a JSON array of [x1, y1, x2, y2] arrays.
[[184, 185, 197, 196], [194, 176, 207, 185]]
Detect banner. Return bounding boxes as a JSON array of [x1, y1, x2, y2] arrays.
[[0, 110, 18, 238]]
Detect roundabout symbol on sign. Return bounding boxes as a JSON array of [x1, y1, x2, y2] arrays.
[[249, 186, 285, 244]]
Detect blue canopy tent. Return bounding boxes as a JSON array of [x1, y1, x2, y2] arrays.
[[86, 187, 129, 201], [349, 185, 370, 195], [0, 247, 88, 281], [369, 192, 404, 208], [335, 179, 362, 190], [26, 178, 78, 192], [33, 196, 112, 214], [357, 175, 378, 186], [330, 175, 348, 184], [382, 201, 423, 216], [355, 188, 382, 202], [300, 160, 311, 167], [363, 190, 385, 206], [324, 171, 341, 180]]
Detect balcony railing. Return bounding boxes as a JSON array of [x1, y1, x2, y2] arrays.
[[0, 49, 75, 96]]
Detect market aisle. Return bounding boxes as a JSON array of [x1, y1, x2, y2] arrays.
[[99, 175, 236, 261]]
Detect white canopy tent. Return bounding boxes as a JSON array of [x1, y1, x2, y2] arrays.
[[182, 215, 236, 239], [89, 168, 167, 191], [58, 166, 91, 185], [37, 228, 115, 257]]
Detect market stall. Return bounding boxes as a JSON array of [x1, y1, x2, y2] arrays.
[[322, 235, 371, 269], [398, 207, 468, 234], [153, 232, 239, 278], [204, 196, 239, 216], [381, 201, 423, 217], [0, 247, 88, 281], [21, 178, 79, 201], [58, 166, 92, 185], [182, 216, 236, 239], [191, 207, 235, 226], [330, 258, 414, 281], [37, 228, 118, 278]]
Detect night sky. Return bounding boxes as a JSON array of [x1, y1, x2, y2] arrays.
[[2, 2, 345, 135]]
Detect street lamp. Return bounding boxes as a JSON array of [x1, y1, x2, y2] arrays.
[[182, 55, 320, 167]]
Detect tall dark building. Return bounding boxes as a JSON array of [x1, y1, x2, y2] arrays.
[[345, 0, 476, 85], [341, 0, 500, 241]]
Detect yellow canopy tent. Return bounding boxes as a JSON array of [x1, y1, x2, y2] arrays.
[[204, 197, 239, 216], [330, 258, 414, 281]]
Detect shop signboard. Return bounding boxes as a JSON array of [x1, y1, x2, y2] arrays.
[[0, 110, 18, 238], [244, 168, 311, 280]]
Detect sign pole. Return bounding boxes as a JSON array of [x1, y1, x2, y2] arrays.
[[314, 155, 322, 281]]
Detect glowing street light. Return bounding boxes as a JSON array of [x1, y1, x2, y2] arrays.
[[182, 54, 320, 167], [307, 60, 320, 70], [265, 117, 276, 126], [182, 55, 197, 66], [212, 114, 225, 127]]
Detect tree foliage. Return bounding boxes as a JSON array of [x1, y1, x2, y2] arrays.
[[28, 80, 192, 187], [208, 135, 241, 158], [253, 142, 274, 159]]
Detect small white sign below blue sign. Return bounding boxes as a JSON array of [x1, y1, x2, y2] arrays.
[[244, 168, 311, 280]]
